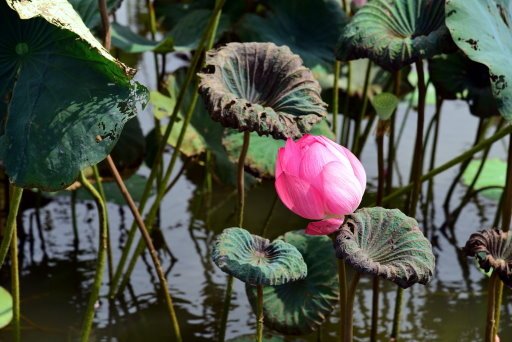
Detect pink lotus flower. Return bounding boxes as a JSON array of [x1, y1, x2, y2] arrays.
[[275, 135, 366, 235]]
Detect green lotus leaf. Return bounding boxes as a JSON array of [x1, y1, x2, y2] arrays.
[[212, 228, 307, 285], [333, 207, 435, 288], [68, 0, 123, 29], [0, 1, 148, 190], [464, 229, 512, 287], [371, 92, 399, 120], [238, 0, 348, 70], [429, 53, 500, 118], [461, 159, 506, 201], [0, 287, 13, 329], [198, 42, 327, 139], [445, 0, 512, 121], [246, 230, 338, 335], [336, 0, 452, 71], [111, 22, 175, 54], [222, 120, 334, 179]]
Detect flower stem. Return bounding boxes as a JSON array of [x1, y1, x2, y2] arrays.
[[332, 61, 341, 138], [345, 272, 361, 342], [256, 284, 264, 342], [352, 61, 372, 156], [340, 62, 352, 146], [486, 272, 498, 342], [9, 188, 21, 342], [370, 277, 379, 342], [261, 194, 278, 238], [79, 172, 108, 342]]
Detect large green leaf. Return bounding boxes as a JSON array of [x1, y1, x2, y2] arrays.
[[337, 0, 452, 70], [0, 1, 148, 190], [0, 287, 12, 329], [212, 228, 308, 286], [239, 0, 347, 70], [198, 42, 327, 139], [461, 159, 506, 201], [464, 229, 512, 287], [246, 230, 338, 335], [222, 120, 334, 179], [429, 52, 500, 118], [445, 0, 512, 120], [333, 207, 435, 288]]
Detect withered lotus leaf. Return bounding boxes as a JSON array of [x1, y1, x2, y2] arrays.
[[212, 228, 307, 286], [198, 42, 327, 139], [333, 207, 435, 288], [464, 229, 512, 287], [336, 0, 452, 71]]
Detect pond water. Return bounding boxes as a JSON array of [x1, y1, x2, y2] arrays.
[[1, 2, 511, 342]]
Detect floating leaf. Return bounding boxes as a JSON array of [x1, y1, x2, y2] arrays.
[[0, 287, 13, 329], [222, 120, 334, 179], [337, 0, 452, 70], [464, 229, 512, 287], [239, 0, 347, 70], [461, 159, 506, 201], [212, 228, 308, 285], [0, 1, 148, 190], [445, 0, 512, 121], [371, 93, 399, 120], [333, 207, 435, 288], [111, 23, 174, 53], [246, 230, 338, 335], [429, 52, 500, 118], [198, 42, 327, 139]]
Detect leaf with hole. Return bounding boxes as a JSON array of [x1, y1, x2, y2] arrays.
[[336, 0, 453, 70], [0, 1, 148, 190], [445, 0, 512, 121], [198, 42, 327, 139]]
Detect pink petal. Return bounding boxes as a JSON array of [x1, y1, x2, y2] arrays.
[[344, 148, 367, 191], [275, 172, 326, 220], [278, 138, 301, 177], [320, 161, 364, 216], [298, 142, 339, 180], [306, 218, 344, 235]]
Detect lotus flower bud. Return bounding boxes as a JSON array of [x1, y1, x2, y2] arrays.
[[275, 135, 366, 235]]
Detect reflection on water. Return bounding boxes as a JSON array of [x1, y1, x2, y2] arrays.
[[1, 102, 511, 341]]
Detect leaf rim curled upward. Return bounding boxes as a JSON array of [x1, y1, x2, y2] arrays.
[[333, 207, 435, 288], [212, 228, 308, 286], [198, 42, 327, 139]]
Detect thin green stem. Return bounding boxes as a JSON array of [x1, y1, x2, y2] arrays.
[[337, 258, 347, 342], [390, 287, 403, 341], [352, 61, 372, 156], [256, 284, 264, 342], [218, 275, 234, 342], [110, 0, 226, 296], [345, 272, 361, 342], [10, 194, 20, 342], [378, 117, 512, 207], [332, 61, 341, 138], [261, 194, 278, 238], [237, 132, 251, 227], [370, 277, 379, 342], [0, 187, 23, 268], [79, 172, 108, 342], [340, 62, 352, 146], [486, 272, 498, 342]]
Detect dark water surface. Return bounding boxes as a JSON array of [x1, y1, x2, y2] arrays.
[[1, 3, 511, 341]]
